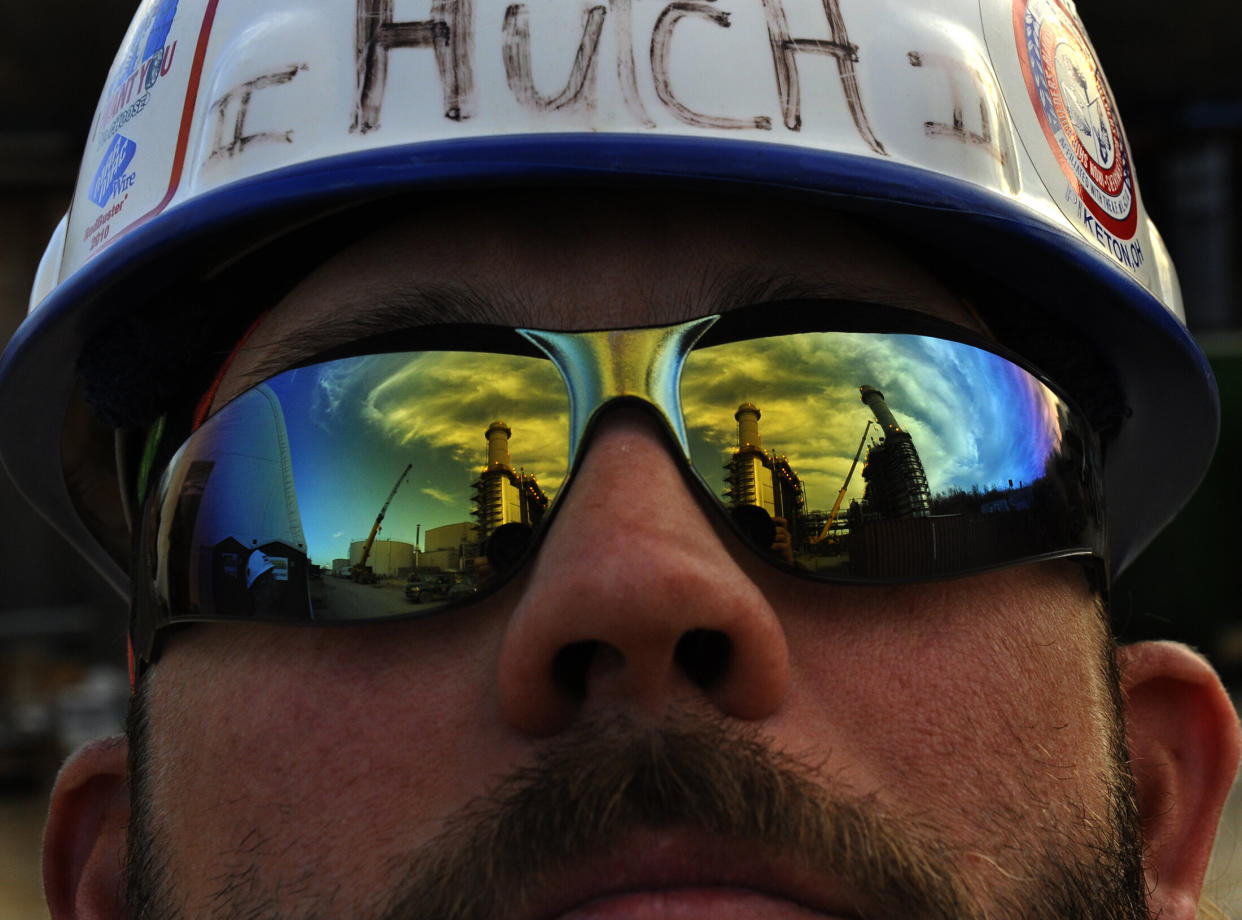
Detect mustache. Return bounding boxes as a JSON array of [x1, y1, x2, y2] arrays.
[[379, 710, 979, 920]]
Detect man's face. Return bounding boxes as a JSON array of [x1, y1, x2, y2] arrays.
[[127, 193, 1146, 919]]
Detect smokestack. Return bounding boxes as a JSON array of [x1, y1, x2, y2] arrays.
[[857, 385, 931, 519], [735, 402, 763, 452], [859, 386, 903, 436], [486, 420, 512, 470]]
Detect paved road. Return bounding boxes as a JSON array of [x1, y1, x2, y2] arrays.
[[315, 577, 449, 620]]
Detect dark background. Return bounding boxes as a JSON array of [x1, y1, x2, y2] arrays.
[[0, 0, 1239, 766]]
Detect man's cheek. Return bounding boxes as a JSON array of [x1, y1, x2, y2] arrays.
[[146, 633, 507, 882], [780, 598, 1106, 826]]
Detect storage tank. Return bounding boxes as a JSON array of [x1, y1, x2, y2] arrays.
[[349, 539, 414, 577]]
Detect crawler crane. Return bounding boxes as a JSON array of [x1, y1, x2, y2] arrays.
[[809, 420, 872, 545], [352, 463, 413, 583]]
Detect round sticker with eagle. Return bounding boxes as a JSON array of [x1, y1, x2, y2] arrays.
[[1015, 0, 1136, 238], [982, 0, 1147, 278]]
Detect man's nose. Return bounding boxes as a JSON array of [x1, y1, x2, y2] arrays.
[[495, 407, 791, 736]]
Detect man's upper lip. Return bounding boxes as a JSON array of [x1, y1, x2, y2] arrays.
[[513, 827, 868, 920]]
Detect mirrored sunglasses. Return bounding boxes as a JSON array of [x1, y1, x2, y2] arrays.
[[132, 307, 1105, 664]]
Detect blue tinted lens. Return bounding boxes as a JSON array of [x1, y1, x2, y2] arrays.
[[681, 331, 1100, 578]]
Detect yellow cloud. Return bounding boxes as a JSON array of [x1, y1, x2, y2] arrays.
[[362, 352, 571, 496], [421, 486, 455, 505], [682, 336, 875, 510]]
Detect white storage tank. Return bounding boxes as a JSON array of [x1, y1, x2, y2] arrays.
[[349, 539, 414, 577]]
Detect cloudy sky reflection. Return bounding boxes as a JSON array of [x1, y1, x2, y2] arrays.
[[269, 333, 1063, 565], [681, 332, 1063, 511], [271, 351, 569, 564]]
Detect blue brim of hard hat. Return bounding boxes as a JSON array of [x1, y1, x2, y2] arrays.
[[0, 133, 1219, 601]]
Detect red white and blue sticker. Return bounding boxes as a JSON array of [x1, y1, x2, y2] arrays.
[[90, 0, 180, 153], [982, 0, 1148, 279], [1013, 0, 1137, 241], [65, 0, 217, 272]]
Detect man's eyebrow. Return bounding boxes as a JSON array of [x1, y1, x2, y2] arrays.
[[243, 281, 531, 380], [242, 266, 911, 382], [692, 266, 888, 317]]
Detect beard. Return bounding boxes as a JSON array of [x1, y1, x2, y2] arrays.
[[124, 675, 1148, 920]]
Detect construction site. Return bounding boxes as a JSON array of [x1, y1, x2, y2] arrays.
[[723, 384, 1073, 579]]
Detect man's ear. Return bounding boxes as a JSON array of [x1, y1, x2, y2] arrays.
[[1117, 640, 1241, 920], [43, 735, 130, 920]]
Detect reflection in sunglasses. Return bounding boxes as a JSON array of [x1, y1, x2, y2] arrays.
[[706, 381, 1075, 580], [473, 419, 550, 541], [143, 330, 1097, 649]]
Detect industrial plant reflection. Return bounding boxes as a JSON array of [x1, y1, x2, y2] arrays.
[[715, 384, 1087, 579], [150, 330, 1100, 627]]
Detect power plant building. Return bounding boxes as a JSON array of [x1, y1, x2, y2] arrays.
[[856, 385, 931, 520], [725, 403, 804, 531], [471, 420, 549, 539], [417, 521, 480, 572]]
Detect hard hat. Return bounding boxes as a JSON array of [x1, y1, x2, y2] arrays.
[[0, 0, 1217, 602], [245, 551, 275, 590]]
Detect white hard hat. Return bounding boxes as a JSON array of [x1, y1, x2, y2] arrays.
[[0, 0, 1217, 598], [245, 550, 275, 590]]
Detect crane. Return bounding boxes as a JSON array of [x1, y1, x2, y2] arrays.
[[353, 463, 413, 583], [809, 420, 872, 545]]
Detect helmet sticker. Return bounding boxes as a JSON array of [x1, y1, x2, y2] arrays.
[[983, 0, 1147, 280], [66, 0, 216, 268], [91, 0, 180, 153], [87, 135, 137, 210], [1014, 0, 1136, 238]]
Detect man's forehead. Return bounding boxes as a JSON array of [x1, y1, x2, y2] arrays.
[[218, 193, 973, 407]]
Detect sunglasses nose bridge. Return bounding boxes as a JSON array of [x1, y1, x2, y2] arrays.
[[519, 316, 717, 467]]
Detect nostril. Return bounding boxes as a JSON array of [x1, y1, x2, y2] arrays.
[[552, 640, 601, 699], [674, 629, 732, 690], [549, 631, 734, 705]]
